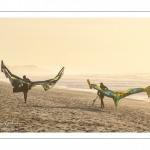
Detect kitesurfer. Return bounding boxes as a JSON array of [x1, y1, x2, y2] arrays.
[[22, 75, 31, 103], [97, 82, 108, 108]]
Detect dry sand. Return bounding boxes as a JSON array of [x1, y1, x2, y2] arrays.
[[0, 81, 150, 132]]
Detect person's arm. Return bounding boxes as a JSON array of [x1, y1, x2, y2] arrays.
[[26, 78, 31, 83], [104, 86, 108, 90]]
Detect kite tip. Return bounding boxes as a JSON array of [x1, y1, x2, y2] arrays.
[[1, 60, 4, 72], [87, 79, 92, 89]]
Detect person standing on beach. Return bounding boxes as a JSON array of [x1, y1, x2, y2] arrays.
[[22, 75, 31, 103], [97, 82, 108, 108]]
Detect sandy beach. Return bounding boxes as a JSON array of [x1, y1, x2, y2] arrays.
[[0, 81, 150, 132]]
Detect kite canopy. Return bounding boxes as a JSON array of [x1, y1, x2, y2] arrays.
[[1, 60, 64, 92], [87, 79, 150, 107], [30, 67, 64, 91]]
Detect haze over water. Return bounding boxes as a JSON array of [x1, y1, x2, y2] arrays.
[[1, 66, 150, 102]]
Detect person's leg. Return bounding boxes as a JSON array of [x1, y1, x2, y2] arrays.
[[23, 91, 26, 103], [25, 91, 28, 103], [100, 95, 104, 108], [23, 91, 28, 103], [102, 97, 104, 108]]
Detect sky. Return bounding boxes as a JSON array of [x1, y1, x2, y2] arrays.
[[0, 18, 150, 74]]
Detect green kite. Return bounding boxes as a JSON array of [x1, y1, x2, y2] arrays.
[[87, 79, 150, 107], [1, 60, 64, 92]]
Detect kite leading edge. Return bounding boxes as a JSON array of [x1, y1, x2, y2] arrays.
[[1, 60, 65, 92], [87, 79, 150, 107]]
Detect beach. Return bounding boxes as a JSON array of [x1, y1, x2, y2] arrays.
[[0, 81, 150, 132]]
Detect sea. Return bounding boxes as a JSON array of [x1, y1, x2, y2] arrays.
[[1, 73, 150, 102]]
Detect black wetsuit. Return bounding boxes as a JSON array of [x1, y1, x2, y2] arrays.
[[22, 78, 30, 103], [97, 84, 108, 108]]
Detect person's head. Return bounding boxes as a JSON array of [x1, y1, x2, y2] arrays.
[[100, 82, 103, 86], [23, 75, 26, 79]]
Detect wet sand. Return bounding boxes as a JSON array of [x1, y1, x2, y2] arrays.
[[0, 81, 150, 132]]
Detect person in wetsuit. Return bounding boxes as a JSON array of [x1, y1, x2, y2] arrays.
[[22, 75, 31, 103], [97, 82, 108, 108]]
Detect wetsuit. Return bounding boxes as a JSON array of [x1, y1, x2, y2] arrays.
[[22, 78, 30, 103], [97, 84, 108, 108]]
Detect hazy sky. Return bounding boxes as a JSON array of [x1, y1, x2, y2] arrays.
[[0, 18, 150, 74]]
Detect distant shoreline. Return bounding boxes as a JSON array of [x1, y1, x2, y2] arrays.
[[0, 80, 150, 103]]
